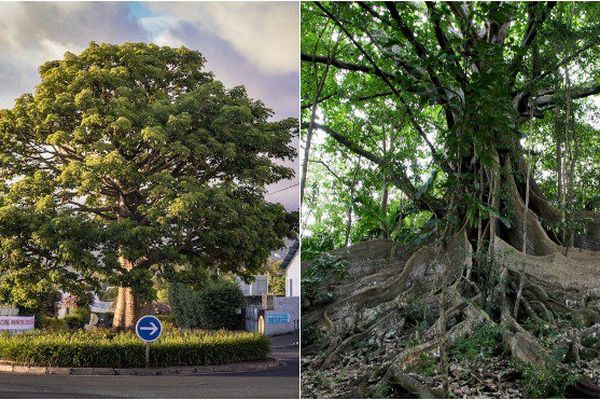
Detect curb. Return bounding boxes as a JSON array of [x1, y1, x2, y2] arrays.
[[0, 358, 282, 376], [271, 344, 299, 349]]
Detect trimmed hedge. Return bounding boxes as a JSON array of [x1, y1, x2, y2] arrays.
[[0, 329, 270, 368]]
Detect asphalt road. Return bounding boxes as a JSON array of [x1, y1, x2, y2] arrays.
[[0, 338, 299, 399]]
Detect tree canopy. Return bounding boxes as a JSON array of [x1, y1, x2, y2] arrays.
[[0, 42, 297, 327], [302, 1, 600, 254]]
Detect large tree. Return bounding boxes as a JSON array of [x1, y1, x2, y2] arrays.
[[302, 2, 600, 397], [0, 42, 297, 330]]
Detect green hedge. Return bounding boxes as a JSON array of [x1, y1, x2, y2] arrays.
[[0, 329, 270, 368]]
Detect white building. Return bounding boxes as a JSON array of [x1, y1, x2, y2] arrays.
[[280, 240, 300, 297]]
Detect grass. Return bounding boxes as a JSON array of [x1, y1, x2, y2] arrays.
[[0, 328, 270, 368]]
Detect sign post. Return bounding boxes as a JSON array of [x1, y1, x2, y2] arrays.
[[145, 343, 151, 368], [135, 315, 163, 368]]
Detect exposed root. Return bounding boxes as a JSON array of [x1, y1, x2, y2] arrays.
[[386, 367, 443, 398], [302, 177, 600, 398]]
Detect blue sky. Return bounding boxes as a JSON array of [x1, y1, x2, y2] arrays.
[[0, 1, 299, 210]]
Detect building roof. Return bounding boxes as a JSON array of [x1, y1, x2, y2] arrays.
[[279, 239, 299, 270]]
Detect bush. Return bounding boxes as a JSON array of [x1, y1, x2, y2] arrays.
[[0, 329, 270, 368], [301, 254, 348, 310], [37, 317, 68, 331], [200, 280, 245, 330], [449, 323, 502, 361], [63, 307, 90, 330], [516, 361, 581, 398], [168, 279, 245, 330]]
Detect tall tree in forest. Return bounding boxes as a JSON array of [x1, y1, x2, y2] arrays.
[[302, 2, 600, 397], [0, 42, 297, 329]]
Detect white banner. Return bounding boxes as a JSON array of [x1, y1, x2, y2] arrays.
[[90, 301, 113, 314], [0, 316, 35, 332]]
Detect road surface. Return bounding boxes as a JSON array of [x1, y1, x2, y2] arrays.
[[0, 335, 299, 399]]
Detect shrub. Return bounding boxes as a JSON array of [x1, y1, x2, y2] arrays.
[[63, 307, 90, 330], [0, 329, 270, 368], [37, 317, 68, 331], [301, 322, 321, 348], [158, 314, 175, 326], [449, 323, 502, 361], [168, 279, 245, 330], [410, 353, 437, 376], [200, 280, 245, 330], [515, 361, 581, 398], [301, 254, 348, 310]]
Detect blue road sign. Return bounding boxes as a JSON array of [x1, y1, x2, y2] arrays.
[[266, 313, 290, 324], [135, 315, 162, 342]]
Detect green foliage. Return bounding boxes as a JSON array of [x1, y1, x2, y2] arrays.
[[0, 41, 296, 305], [301, 254, 348, 309], [269, 273, 286, 296], [408, 353, 437, 377], [301, 322, 321, 348], [523, 316, 558, 340], [63, 307, 91, 331], [200, 280, 245, 331], [264, 260, 286, 296], [0, 329, 269, 368], [371, 383, 393, 398], [449, 324, 502, 361], [37, 317, 68, 331], [299, 232, 336, 262], [98, 286, 119, 303], [403, 302, 427, 324], [300, 1, 600, 270], [515, 361, 581, 398], [157, 314, 176, 328], [0, 271, 63, 317], [168, 279, 245, 330]]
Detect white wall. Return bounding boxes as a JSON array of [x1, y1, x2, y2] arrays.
[[244, 296, 299, 336], [285, 252, 300, 298]]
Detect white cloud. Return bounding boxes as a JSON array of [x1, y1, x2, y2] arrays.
[[0, 2, 147, 109], [145, 2, 298, 74], [139, 15, 186, 47]]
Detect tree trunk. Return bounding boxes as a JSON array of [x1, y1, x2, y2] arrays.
[[301, 44, 334, 204], [112, 255, 137, 330], [112, 286, 126, 328], [344, 157, 362, 247], [380, 127, 389, 238]]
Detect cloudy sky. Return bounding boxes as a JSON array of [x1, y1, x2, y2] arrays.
[[0, 1, 299, 210]]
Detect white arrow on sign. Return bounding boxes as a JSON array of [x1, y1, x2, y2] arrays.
[[139, 322, 158, 335]]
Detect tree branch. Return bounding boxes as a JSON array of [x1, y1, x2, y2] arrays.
[[508, 2, 556, 89], [425, 1, 464, 83], [314, 2, 402, 99], [301, 53, 397, 81], [385, 2, 455, 127], [534, 82, 600, 110], [302, 121, 446, 216], [301, 91, 394, 110]]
